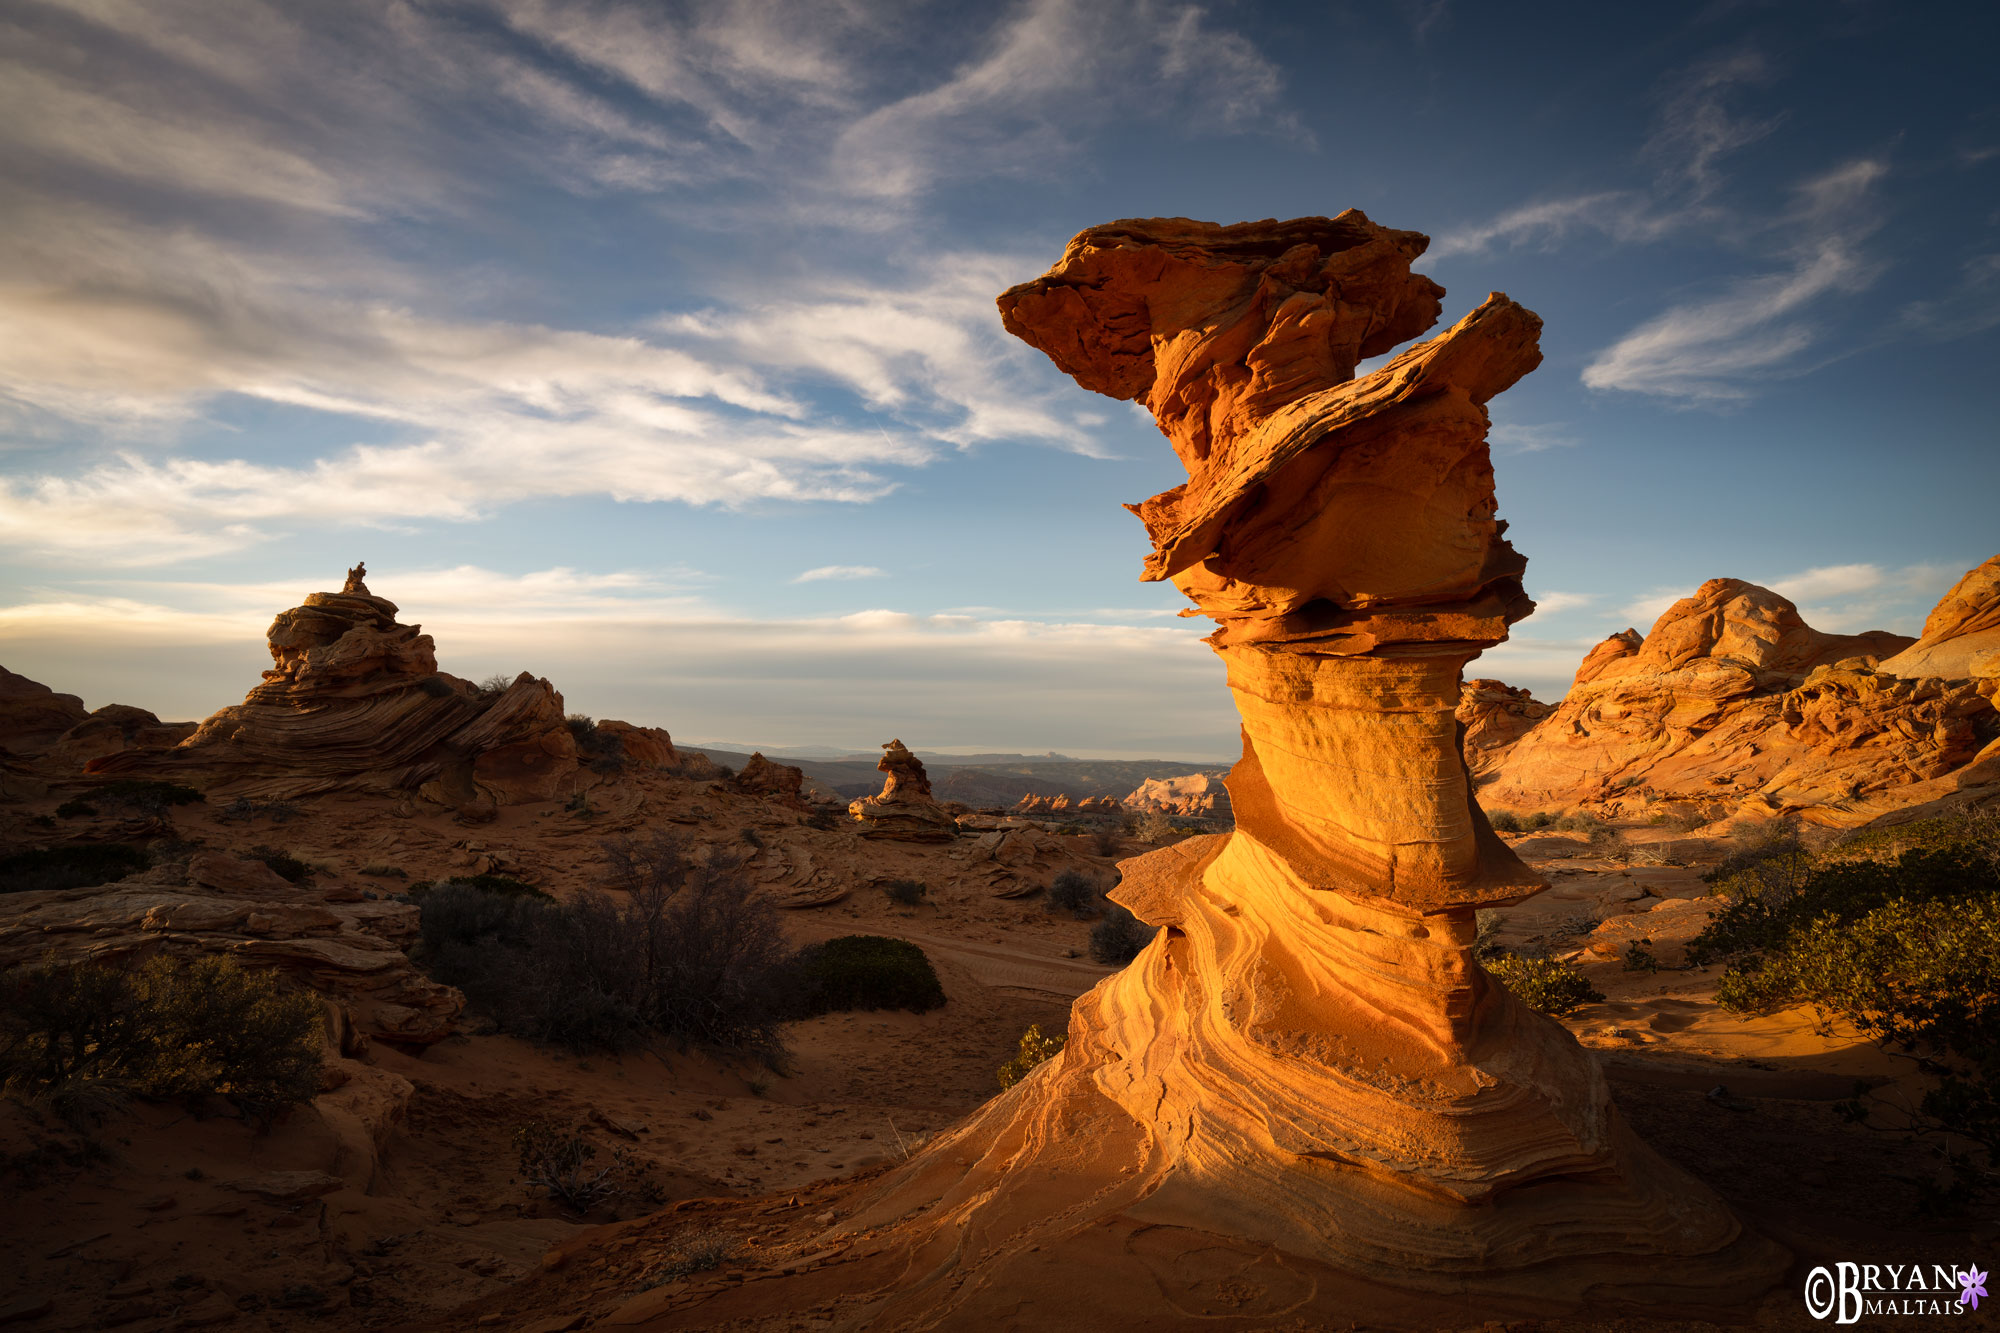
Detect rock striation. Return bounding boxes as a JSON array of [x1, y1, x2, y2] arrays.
[[770, 214, 1784, 1322], [847, 739, 957, 842], [1472, 569, 1999, 826], [88, 568, 581, 809]]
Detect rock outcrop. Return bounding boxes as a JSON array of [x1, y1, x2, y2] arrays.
[[1122, 771, 1231, 818], [0, 853, 461, 1045], [1456, 678, 1552, 779], [0, 667, 87, 755], [1472, 570, 1999, 826], [47, 704, 197, 767], [755, 213, 1782, 1323], [729, 751, 805, 803], [847, 739, 956, 842], [87, 569, 581, 808]]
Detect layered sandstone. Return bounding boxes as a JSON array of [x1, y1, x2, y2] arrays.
[[847, 739, 956, 841], [89, 566, 581, 808], [1457, 678, 1551, 779], [769, 213, 1783, 1321], [1123, 770, 1232, 818], [0, 852, 461, 1045], [1472, 571, 1999, 826]]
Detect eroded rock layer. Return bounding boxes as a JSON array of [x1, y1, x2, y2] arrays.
[[848, 739, 957, 842], [88, 569, 581, 808], [1471, 569, 2000, 826], [762, 213, 1785, 1321]]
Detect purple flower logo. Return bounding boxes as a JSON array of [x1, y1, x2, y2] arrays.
[[1962, 1266, 1989, 1311]]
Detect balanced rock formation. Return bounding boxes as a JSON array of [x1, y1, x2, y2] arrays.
[[88, 568, 581, 808], [0, 852, 461, 1045], [713, 214, 1782, 1327], [1473, 569, 1999, 826], [847, 739, 956, 841], [1123, 770, 1231, 818], [0, 666, 87, 755]]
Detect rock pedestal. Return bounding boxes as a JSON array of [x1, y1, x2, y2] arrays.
[[814, 214, 1787, 1321], [847, 739, 957, 841]]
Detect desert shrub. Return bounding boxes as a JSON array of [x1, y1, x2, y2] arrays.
[[429, 873, 548, 899], [249, 846, 311, 884], [53, 800, 96, 819], [1585, 824, 1625, 855], [513, 1119, 642, 1213], [996, 1023, 1065, 1091], [1089, 826, 1122, 857], [882, 878, 927, 907], [1473, 909, 1504, 961], [1623, 940, 1659, 972], [792, 936, 945, 1016], [1662, 800, 1727, 833], [643, 1226, 737, 1287], [477, 672, 515, 697], [1485, 954, 1605, 1016], [0, 843, 149, 895], [1521, 810, 1556, 831], [0, 955, 321, 1124], [1044, 868, 1100, 918], [806, 805, 842, 831], [1129, 809, 1174, 842], [1088, 902, 1151, 964], [418, 856, 796, 1056], [1485, 809, 1522, 833], [600, 829, 688, 899], [92, 780, 204, 814], [1550, 811, 1605, 835], [358, 864, 407, 880], [564, 714, 624, 773], [217, 797, 299, 825]]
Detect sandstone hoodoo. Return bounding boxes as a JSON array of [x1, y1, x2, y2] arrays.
[[87, 566, 585, 809], [711, 213, 1786, 1324], [846, 738, 958, 842], [1471, 569, 2000, 826]]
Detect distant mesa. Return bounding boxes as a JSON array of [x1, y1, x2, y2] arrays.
[[847, 738, 957, 841], [1465, 560, 2000, 826]]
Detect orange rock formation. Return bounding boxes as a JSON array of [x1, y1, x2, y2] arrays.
[[744, 214, 1785, 1321], [847, 739, 957, 841], [88, 570, 581, 809], [1123, 770, 1231, 817], [1472, 567, 1999, 825]]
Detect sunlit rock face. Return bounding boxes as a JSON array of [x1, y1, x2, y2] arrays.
[[848, 738, 957, 841], [89, 567, 578, 807], [815, 214, 1787, 1319], [1472, 569, 1999, 827]]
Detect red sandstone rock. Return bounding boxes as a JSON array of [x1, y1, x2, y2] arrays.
[[730, 751, 805, 803], [0, 667, 87, 756], [847, 739, 957, 842], [1456, 678, 1551, 780], [1879, 554, 2000, 681], [595, 720, 678, 768]]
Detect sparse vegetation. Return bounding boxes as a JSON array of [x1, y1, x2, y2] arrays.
[[1484, 954, 1605, 1016], [567, 713, 625, 773], [217, 797, 299, 825], [249, 845, 311, 884], [997, 1023, 1065, 1091], [1473, 909, 1504, 960], [0, 843, 149, 895], [1089, 826, 1122, 857], [478, 672, 515, 697], [806, 805, 842, 831], [417, 674, 456, 699], [419, 839, 798, 1055], [358, 864, 407, 879], [882, 878, 927, 907], [1486, 809, 1523, 833], [0, 955, 322, 1126], [1622, 940, 1659, 972], [513, 1119, 645, 1213], [1129, 809, 1174, 842], [791, 936, 945, 1016], [1044, 868, 1100, 918], [425, 872, 548, 899], [642, 1226, 737, 1287], [91, 780, 204, 814], [1088, 902, 1150, 964]]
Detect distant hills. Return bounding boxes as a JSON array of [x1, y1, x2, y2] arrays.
[[682, 744, 1227, 806]]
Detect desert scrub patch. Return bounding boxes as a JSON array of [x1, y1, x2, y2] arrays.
[[792, 936, 945, 1016], [997, 1023, 1065, 1091], [424, 872, 549, 900], [1485, 809, 1523, 833], [1088, 902, 1151, 964], [248, 845, 312, 884], [1484, 954, 1605, 1016], [513, 1119, 653, 1214], [642, 1226, 737, 1287], [882, 878, 927, 907], [1043, 868, 1100, 918], [0, 954, 322, 1125], [91, 780, 204, 813], [0, 842, 149, 895]]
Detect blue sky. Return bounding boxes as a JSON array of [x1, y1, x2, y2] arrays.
[[2, 0, 1995, 760]]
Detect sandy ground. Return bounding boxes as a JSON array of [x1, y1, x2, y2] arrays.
[[1, 790, 1992, 1331]]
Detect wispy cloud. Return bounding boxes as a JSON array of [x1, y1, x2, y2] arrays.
[[1896, 252, 2000, 341], [1583, 159, 1888, 401], [792, 564, 886, 583], [1531, 591, 1596, 614], [1488, 422, 1581, 453]]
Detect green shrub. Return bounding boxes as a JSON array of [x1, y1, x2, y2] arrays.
[[1088, 902, 1151, 964], [997, 1023, 1065, 1091], [250, 846, 311, 884], [1044, 869, 1099, 918], [1622, 940, 1659, 972], [882, 878, 927, 907], [792, 936, 945, 1016], [0, 955, 322, 1124], [93, 780, 204, 813], [1485, 954, 1605, 1016], [1521, 810, 1556, 831], [1486, 809, 1522, 833], [0, 843, 149, 895], [53, 800, 96, 820]]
